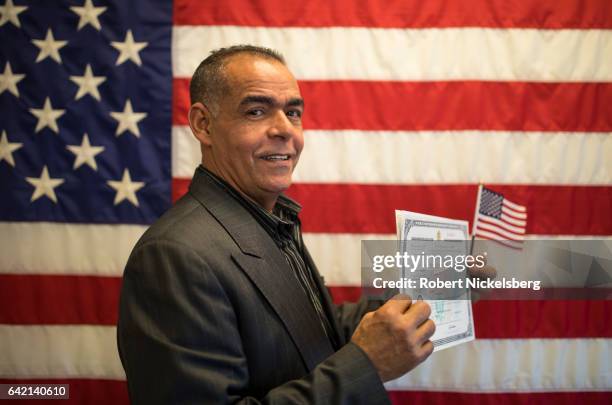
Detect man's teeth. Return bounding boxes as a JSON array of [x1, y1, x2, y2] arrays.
[[263, 155, 289, 161]]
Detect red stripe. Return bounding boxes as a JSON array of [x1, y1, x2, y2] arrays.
[[474, 227, 524, 243], [290, 184, 611, 235], [502, 201, 527, 214], [174, 0, 612, 29], [173, 181, 611, 235], [388, 391, 612, 405], [0, 379, 128, 405], [474, 230, 523, 245], [0, 275, 120, 325], [328, 287, 612, 339], [477, 216, 525, 236], [173, 78, 190, 124], [500, 214, 527, 229], [474, 229, 522, 244], [3, 275, 611, 338], [502, 207, 527, 221], [173, 79, 612, 132], [474, 233, 523, 250], [0, 379, 607, 404], [476, 220, 525, 240], [302, 80, 612, 131]]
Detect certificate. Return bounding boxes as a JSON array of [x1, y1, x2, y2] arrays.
[[395, 210, 475, 352]]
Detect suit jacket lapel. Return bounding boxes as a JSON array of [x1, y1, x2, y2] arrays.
[[188, 168, 334, 371]]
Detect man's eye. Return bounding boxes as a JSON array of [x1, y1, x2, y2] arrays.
[[247, 109, 264, 117], [286, 110, 302, 119]]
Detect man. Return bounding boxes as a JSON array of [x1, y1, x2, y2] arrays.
[[117, 45, 435, 404]]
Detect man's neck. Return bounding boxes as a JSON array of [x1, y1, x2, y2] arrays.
[[201, 162, 277, 212]]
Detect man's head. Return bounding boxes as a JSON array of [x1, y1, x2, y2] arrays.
[[188, 45, 304, 212], [189, 45, 286, 115]]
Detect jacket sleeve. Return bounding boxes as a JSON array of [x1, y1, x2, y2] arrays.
[[333, 298, 385, 344], [117, 239, 389, 405]]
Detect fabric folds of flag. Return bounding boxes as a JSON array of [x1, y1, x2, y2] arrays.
[[473, 186, 527, 249]]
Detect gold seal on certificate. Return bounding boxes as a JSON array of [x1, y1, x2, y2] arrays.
[[395, 210, 475, 352]]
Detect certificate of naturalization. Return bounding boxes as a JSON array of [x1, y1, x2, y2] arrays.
[[395, 210, 475, 352]]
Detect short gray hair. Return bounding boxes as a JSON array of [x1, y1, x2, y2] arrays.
[[189, 45, 286, 114]]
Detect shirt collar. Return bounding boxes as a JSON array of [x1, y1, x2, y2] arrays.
[[197, 165, 301, 233]]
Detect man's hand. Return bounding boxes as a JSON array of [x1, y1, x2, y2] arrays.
[[351, 295, 434, 382]]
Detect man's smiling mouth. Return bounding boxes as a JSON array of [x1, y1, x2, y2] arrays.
[[261, 154, 290, 161]]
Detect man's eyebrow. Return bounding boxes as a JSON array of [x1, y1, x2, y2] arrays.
[[287, 98, 304, 108], [239, 95, 274, 106], [239, 95, 304, 108]]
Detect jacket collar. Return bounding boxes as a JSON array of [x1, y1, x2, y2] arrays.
[[188, 166, 266, 258], [187, 166, 336, 370]]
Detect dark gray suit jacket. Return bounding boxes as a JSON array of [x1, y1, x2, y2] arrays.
[[117, 167, 390, 404]]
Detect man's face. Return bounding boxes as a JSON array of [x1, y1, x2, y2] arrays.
[[205, 55, 304, 209]]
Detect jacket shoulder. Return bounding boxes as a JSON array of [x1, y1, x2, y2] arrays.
[[133, 192, 226, 254]]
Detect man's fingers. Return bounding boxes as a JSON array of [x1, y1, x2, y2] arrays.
[[382, 294, 412, 314], [420, 340, 435, 359], [403, 300, 431, 326], [414, 319, 436, 344], [390, 293, 412, 302]]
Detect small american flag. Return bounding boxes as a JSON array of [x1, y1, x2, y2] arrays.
[[472, 185, 527, 249]]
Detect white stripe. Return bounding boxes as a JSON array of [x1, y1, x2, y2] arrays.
[[0, 325, 125, 379], [1, 324, 608, 391], [502, 204, 527, 220], [503, 198, 527, 213], [305, 234, 611, 285], [385, 338, 612, 392], [501, 213, 527, 227], [475, 230, 524, 249], [0, 222, 146, 276], [172, 126, 612, 185], [478, 215, 526, 234], [2, 224, 608, 279], [172, 126, 197, 179], [304, 233, 394, 285], [475, 221, 525, 241], [173, 26, 612, 81], [172, 124, 199, 181]]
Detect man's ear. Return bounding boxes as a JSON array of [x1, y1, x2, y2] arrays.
[[188, 102, 213, 146]]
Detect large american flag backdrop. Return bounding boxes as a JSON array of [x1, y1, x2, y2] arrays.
[[0, 0, 610, 403]]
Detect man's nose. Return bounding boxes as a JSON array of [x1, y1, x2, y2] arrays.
[[267, 110, 296, 139]]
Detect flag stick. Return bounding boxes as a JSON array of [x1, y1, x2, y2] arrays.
[[470, 184, 484, 255]]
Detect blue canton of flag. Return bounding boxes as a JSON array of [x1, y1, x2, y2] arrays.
[[0, 0, 172, 224], [478, 188, 504, 219]]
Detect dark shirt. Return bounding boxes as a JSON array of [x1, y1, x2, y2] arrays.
[[199, 166, 337, 346]]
